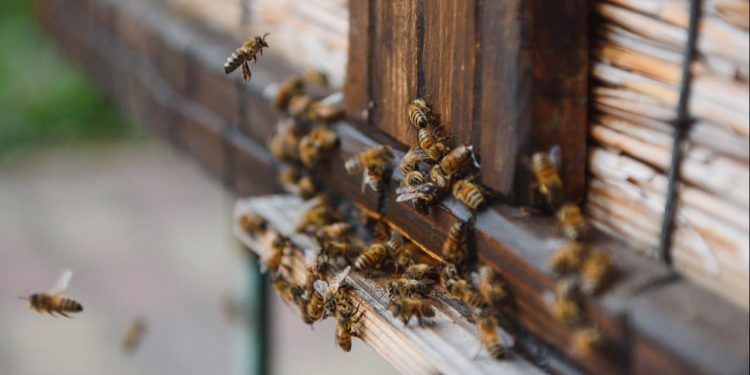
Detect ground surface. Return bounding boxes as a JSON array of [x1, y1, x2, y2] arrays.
[[0, 141, 394, 375]]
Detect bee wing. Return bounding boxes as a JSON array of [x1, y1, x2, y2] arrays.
[[549, 145, 562, 172], [329, 265, 351, 291], [401, 147, 430, 166], [469, 271, 480, 287], [313, 280, 329, 295], [48, 269, 73, 294]]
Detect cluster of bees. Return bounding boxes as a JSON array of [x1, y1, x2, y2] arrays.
[[531, 146, 614, 358], [19, 269, 148, 353]]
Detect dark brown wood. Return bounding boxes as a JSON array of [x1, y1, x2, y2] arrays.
[[343, 0, 371, 124]]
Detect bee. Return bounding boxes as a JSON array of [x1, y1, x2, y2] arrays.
[[390, 241, 415, 273], [387, 296, 435, 326], [345, 145, 394, 192], [556, 204, 587, 241], [302, 68, 329, 87], [295, 196, 338, 233], [288, 94, 315, 120], [445, 277, 486, 311], [475, 266, 507, 307], [122, 318, 147, 353], [296, 175, 317, 199], [530, 145, 563, 208], [21, 269, 83, 318], [385, 278, 434, 299], [579, 249, 612, 295], [272, 274, 297, 303], [407, 98, 433, 129], [354, 243, 389, 273], [403, 264, 439, 282], [452, 179, 486, 211], [238, 212, 267, 235], [396, 170, 441, 213], [308, 101, 343, 122], [224, 33, 269, 81], [418, 126, 450, 162], [476, 309, 506, 359], [571, 326, 604, 358], [304, 285, 326, 323], [321, 240, 361, 261], [442, 221, 469, 266], [335, 298, 364, 352], [315, 222, 353, 241], [548, 241, 586, 274], [263, 233, 291, 273], [313, 266, 352, 318], [549, 278, 583, 325], [273, 76, 304, 111], [301, 249, 325, 294], [430, 145, 477, 188], [269, 119, 304, 163], [299, 126, 339, 168], [400, 146, 429, 175]]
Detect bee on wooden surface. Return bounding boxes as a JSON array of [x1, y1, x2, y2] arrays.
[[273, 76, 304, 111], [224, 33, 269, 81], [548, 241, 586, 274], [387, 296, 435, 326], [263, 233, 291, 273], [441, 263, 461, 284], [345, 145, 394, 192], [549, 278, 583, 325], [315, 222, 353, 241], [442, 221, 469, 266], [314, 266, 352, 318], [530, 145, 563, 208], [452, 179, 486, 211], [299, 126, 339, 168], [296, 175, 317, 199], [321, 240, 361, 261], [475, 266, 507, 308], [354, 243, 389, 273], [308, 101, 343, 122], [430, 145, 477, 188], [403, 263, 439, 283], [400, 146, 429, 175], [122, 318, 147, 353], [21, 269, 83, 318], [385, 278, 434, 299], [288, 94, 315, 120], [238, 212, 267, 236], [579, 249, 612, 295], [269, 119, 304, 163], [302, 68, 329, 87], [571, 326, 604, 358], [445, 277, 486, 311], [301, 249, 324, 294], [335, 298, 364, 352], [407, 98, 433, 129], [295, 196, 338, 233], [272, 274, 297, 303], [390, 241, 415, 273], [396, 170, 442, 211], [556, 204, 587, 241], [476, 309, 506, 359], [418, 126, 450, 162]]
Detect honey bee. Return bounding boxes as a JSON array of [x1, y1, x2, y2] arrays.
[[396, 170, 442, 213], [548, 241, 586, 274], [442, 221, 469, 266], [571, 326, 604, 358], [122, 318, 147, 353], [445, 277, 486, 311], [269, 119, 304, 162], [321, 240, 362, 261], [345, 145, 394, 192], [403, 263, 439, 282], [272, 273, 297, 303], [452, 179, 486, 211], [302, 68, 329, 87], [308, 101, 344, 122], [315, 222, 353, 240], [400, 146, 429, 175], [354, 243, 389, 273], [549, 278, 582, 325], [530, 145, 563, 208], [418, 126, 450, 162], [475, 266, 507, 307], [430, 145, 477, 188], [556, 204, 587, 241], [263, 233, 291, 273], [304, 285, 326, 323], [361, 214, 391, 243], [301, 249, 325, 294], [387, 296, 435, 326], [385, 278, 434, 299], [579, 249, 612, 295], [299, 126, 339, 168], [273, 76, 304, 111], [288, 94, 315, 120], [295, 196, 338, 233], [296, 175, 317, 199], [407, 98, 433, 129], [238, 212, 267, 235], [335, 298, 364, 352], [21, 269, 83, 318], [313, 266, 352, 318], [390, 241, 415, 273], [224, 33, 269, 81], [476, 309, 506, 359]]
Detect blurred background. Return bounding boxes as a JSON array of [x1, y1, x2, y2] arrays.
[[0, 1, 393, 374]]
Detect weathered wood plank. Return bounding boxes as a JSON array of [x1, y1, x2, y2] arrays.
[[343, 0, 370, 124]]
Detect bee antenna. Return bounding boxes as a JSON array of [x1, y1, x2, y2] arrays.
[[262, 32, 270, 40]]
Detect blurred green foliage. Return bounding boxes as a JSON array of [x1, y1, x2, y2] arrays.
[[0, 0, 135, 158]]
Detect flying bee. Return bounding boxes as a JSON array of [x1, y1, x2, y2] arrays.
[[288, 94, 315, 120], [403, 263, 439, 283], [579, 249, 612, 295], [476, 309, 507, 359], [385, 278, 434, 299], [313, 266, 352, 318], [418, 126, 450, 162], [548, 241, 586, 274], [262, 233, 291, 273], [549, 278, 583, 325], [299, 126, 339, 168], [224, 33, 269, 81], [122, 318, 147, 353], [21, 269, 83, 318], [442, 221, 469, 266], [302, 68, 329, 87], [354, 243, 389, 273], [387, 296, 435, 326], [452, 179, 486, 211], [308, 101, 343, 122], [475, 266, 507, 307], [556, 204, 587, 241], [295, 196, 338, 233], [530, 145, 563, 208], [407, 98, 433, 129], [335, 299, 364, 352], [238, 212, 267, 235], [345, 145, 394, 192], [273, 76, 304, 111], [400, 146, 430, 175], [269, 119, 304, 163], [571, 326, 604, 358]]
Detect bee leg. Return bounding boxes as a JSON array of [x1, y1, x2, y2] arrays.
[[59, 311, 71, 318]]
